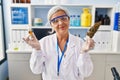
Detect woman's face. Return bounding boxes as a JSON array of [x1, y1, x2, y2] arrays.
[[50, 10, 70, 35]]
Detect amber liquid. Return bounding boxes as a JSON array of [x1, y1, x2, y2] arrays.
[[26, 0, 30, 3], [29, 30, 33, 36]]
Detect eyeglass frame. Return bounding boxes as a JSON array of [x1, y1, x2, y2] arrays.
[[50, 15, 69, 25]]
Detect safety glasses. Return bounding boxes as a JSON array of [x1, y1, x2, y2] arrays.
[[50, 15, 69, 25]]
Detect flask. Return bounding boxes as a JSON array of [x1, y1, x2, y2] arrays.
[[111, 67, 120, 80], [81, 8, 92, 27]]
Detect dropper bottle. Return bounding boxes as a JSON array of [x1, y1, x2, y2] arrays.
[[28, 26, 33, 40], [28, 26, 32, 35]]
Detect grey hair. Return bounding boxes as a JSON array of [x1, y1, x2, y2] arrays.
[[46, 6, 70, 34]]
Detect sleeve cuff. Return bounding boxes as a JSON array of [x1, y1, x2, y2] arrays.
[[32, 49, 43, 57], [77, 53, 90, 66]]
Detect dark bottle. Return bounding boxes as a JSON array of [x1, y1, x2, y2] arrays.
[[26, 0, 31, 3], [95, 11, 99, 22], [99, 14, 104, 25], [16, 0, 20, 3], [104, 14, 110, 25], [106, 15, 110, 25], [111, 67, 120, 80]]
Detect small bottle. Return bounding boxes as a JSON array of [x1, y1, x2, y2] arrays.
[[28, 26, 33, 40], [20, 0, 25, 3], [70, 15, 73, 26], [104, 14, 110, 25], [99, 14, 104, 25], [111, 67, 120, 80], [16, 0, 20, 3], [81, 8, 92, 27], [95, 11, 99, 22], [76, 15, 80, 26], [73, 15, 76, 26], [13, 0, 16, 3], [26, 0, 30, 3], [28, 27, 33, 36]]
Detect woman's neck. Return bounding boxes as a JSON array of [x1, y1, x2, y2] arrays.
[[57, 33, 69, 43], [56, 32, 69, 52]]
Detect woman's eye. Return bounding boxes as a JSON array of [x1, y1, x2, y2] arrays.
[[61, 17, 66, 20], [53, 19, 58, 23], [61, 17, 68, 21]]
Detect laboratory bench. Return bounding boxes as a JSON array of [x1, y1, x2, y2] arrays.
[[6, 49, 120, 80]]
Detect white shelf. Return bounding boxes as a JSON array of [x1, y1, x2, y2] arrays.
[[31, 3, 93, 6], [89, 51, 120, 54], [10, 26, 29, 30], [30, 25, 113, 30], [69, 26, 89, 29], [31, 26, 90, 29], [98, 25, 112, 30], [6, 49, 120, 55], [31, 26, 51, 29], [6, 49, 32, 54]]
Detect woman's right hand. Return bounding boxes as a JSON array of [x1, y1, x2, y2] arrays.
[[23, 32, 41, 50]]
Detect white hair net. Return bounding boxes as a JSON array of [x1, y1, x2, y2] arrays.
[[47, 6, 70, 22], [46, 6, 70, 34]]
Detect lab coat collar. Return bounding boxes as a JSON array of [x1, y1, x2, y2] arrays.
[[68, 33, 76, 48], [53, 33, 76, 61], [53, 33, 76, 48], [54, 33, 75, 48]]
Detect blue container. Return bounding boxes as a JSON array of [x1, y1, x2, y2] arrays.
[[114, 13, 120, 31]]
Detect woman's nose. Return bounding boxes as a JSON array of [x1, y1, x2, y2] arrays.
[[58, 19, 63, 25]]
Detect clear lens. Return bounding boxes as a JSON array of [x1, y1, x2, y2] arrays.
[[50, 15, 69, 25]]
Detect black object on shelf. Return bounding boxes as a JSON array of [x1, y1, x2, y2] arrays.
[[104, 14, 110, 25], [32, 28, 52, 40], [111, 67, 120, 80]]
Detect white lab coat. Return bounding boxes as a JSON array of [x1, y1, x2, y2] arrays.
[[30, 33, 93, 80]]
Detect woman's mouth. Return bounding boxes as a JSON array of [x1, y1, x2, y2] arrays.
[[60, 26, 65, 30]]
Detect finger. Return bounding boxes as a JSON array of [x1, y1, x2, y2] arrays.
[[29, 32, 38, 40], [23, 37, 30, 44], [88, 38, 95, 44], [23, 36, 29, 42]]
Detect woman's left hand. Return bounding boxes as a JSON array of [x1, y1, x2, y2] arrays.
[[81, 36, 95, 52]]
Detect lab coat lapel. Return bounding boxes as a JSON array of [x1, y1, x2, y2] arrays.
[[64, 34, 76, 63], [53, 33, 58, 56], [53, 33, 76, 63]]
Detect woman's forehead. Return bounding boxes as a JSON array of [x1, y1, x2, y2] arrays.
[[50, 10, 66, 19]]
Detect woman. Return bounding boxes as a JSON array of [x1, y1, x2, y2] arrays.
[[23, 6, 94, 80]]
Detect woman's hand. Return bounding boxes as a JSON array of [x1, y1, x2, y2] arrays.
[[81, 36, 95, 53], [23, 32, 41, 50]]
